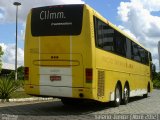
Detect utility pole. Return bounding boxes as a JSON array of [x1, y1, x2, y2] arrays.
[[13, 2, 21, 80]]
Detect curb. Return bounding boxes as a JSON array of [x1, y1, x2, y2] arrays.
[[0, 97, 55, 103]]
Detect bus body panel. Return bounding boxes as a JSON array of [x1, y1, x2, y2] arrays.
[[94, 48, 150, 102], [25, 5, 94, 99], [91, 8, 152, 102]]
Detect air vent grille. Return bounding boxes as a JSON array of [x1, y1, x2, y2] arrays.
[[97, 70, 105, 97]]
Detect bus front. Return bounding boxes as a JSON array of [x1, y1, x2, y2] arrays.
[[24, 4, 94, 102]]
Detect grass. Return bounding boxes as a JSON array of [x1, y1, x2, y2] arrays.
[[0, 78, 23, 100], [10, 91, 32, 99], [153, 79, 160, 89]]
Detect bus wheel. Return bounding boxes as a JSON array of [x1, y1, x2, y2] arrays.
[[122, 84, 129, 105], [113, 84, 121, 107]]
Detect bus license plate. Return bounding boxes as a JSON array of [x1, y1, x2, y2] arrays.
[[50, 75, 61, 81]]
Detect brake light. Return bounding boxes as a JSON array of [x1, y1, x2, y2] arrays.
[[86, 68, 93, 83], [24, 67, 29, 80]]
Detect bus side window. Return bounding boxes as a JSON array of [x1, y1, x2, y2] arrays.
[[94, 17, 115, 52], [114, 31, 126, 57], [126, 38, 131, 59], [94, 17, 104, 48], [103, 25, 114, 52], [131, 42, 141, 62]]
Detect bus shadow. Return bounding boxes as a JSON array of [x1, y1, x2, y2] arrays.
[[0, 96, 149, 116], [129, 96, 150, 103], [0, 101, 109, 116]]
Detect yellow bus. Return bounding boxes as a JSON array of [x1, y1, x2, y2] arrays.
[[24, 4, 153, 106]]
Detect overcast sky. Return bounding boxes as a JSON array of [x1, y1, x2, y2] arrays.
[[0, 0, 160, 71]]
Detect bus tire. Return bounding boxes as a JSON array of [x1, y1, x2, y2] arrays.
[[122, 84, 129, 105], [113, 84, 121, 107]]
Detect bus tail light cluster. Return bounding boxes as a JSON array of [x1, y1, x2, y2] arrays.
[[24, 67, 29, 80], [86, 68, 93, 83]]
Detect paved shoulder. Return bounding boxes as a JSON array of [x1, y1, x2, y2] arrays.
[[0, 89, 159, 120]]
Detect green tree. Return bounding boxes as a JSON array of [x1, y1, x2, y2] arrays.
[[17, 66, 24, 80], [9, 66, 24, 80], [0, 46, 4, 74], [152, 72, 160, 89]]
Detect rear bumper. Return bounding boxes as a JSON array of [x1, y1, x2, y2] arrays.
[[24, 84, 93, 99]]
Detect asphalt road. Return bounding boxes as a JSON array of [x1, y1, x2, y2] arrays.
[[0, 89, 160, 120]]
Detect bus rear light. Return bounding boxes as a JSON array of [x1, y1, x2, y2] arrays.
[[86, 68, 93, 83], [24, 67, 29, 80]]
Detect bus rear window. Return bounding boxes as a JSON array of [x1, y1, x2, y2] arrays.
[[31, 4, 84, 36]]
